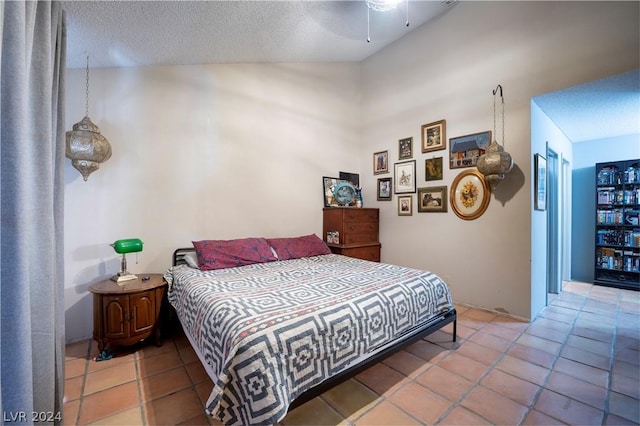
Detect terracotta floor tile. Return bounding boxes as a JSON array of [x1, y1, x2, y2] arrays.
[[495, 355, 550, 386], [533, 389, 604, 425], [138, 366, 192, 403], [461, 385, 528, 425], [63, 399, 80, 426], [66, 340, 90, 361], [560, 345, 611, 370], [437, 353, 489, 383], [321, 379, 379, 420], [388, 382, 450, 424], [545, 371, 607, 410], [381, 349, 431, 378], [507, 342, 558, 369], [522, 409, 566, 425], [135, 339, 178, 359], [65, 357, 87, 379], [178, 344, 200, 364], [136, 349, 183, 378], [185, 359, 211, 384], [481, 322, 523, 341], [616, 334, 640, 351], [615, 348, 640, 366], [611, 373, 640, 399], [353, 400, 420, 425], [77, 381, 140, 425], [282, 397, 344, 425], [552, 357, 609, 388], [571, 325, 614, 344], [612, 359, 639, 380], [178, 412, 218, 426], [455, 340, 503, 366], [516, 333, 563, 355], [566, 334, 612, 357], [86, 351, 136, 374], [64, 375, 84, 402], [461, 308, 497, 323], [480, 369, 540, 407], [438, 406, 492, 425], [404, 339, 449, 363], [90, 407, 144, 425], [490, 315, 530, 332], [526, 323, 570, 344], [355, 361, 408, 396], [195, 380, 215, 407], [83, 360, 136, 395], [453, 323, 477, 340], [468, 329, 513, 353], [609, 391, 640, 424], [605, 413, 639, 426], [415, 365, 473, 402], [143, 388, 204, 425]]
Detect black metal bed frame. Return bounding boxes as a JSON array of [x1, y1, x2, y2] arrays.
[[171, 247, 457, 412]]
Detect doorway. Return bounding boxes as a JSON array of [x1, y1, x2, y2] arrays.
[[547, 147, 560, 295]]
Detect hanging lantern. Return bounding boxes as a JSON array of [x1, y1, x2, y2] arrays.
[[477, 84, 513, 189], [66, 56, 111, 181]]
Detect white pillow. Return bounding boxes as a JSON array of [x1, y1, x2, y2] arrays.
[[183, 252, 199, 269]]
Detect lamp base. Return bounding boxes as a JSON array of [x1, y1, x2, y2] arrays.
[[111, 272, 138, 283]]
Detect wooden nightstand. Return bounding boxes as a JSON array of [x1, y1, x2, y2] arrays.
[[89, 274, 167, 352]]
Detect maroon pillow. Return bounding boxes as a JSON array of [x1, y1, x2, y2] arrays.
[[192, 238, 277, 271], [267, 234, 332, 261]]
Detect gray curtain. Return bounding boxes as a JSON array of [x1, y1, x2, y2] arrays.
[[1, 1, 66, 424]]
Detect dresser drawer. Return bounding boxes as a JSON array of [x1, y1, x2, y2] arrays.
[[330, 244, 381, 262], [344, 232, 378, 245], [343, 209, 379, 222], [344, 222, 378, 233]]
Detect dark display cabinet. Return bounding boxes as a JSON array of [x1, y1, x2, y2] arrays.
[[594, 159, 640, 290]]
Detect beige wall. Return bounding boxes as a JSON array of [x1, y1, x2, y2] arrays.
[[64, 1, 639, 342], [359, 1, 639, 319]]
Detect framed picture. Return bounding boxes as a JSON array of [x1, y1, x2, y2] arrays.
[[398, 137, 413, 160], [421, 119, 446, 153], [398, 195, 413, 216], [373, 150, 389, 175], [425, 157, 443, 181], [449, 131, 491, 169], [450, 170, 491, 220], [377, 177, 392, 201], [394, 160, 416, 194], [535, 154, 547, 211], [339, 171, 360, 188], [323, 176, 355, 207], [418, 186, 448, 213]]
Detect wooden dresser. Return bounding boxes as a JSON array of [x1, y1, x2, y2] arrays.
[[323, 207, 380, 262]]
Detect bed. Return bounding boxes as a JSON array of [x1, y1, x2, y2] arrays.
[[164, 235, 456, 425]]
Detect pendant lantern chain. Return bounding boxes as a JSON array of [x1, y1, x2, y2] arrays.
[[85, 55, 90, 117], [493, 84, 505, 148]]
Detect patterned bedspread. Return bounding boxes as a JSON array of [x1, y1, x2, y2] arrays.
[[164, 254, 453, 425]]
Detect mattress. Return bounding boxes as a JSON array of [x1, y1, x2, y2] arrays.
[[164, 253, 453, 425]]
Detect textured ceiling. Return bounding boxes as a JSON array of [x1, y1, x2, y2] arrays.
[[534, 69, 640, 143], [64, 1, 639, 144], [64, 0, 457, 69]]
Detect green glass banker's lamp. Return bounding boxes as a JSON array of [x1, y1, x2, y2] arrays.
[[110, 238, 143, 282]]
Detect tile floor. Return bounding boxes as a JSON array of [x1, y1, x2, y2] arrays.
[[63, 281, 639, 425]]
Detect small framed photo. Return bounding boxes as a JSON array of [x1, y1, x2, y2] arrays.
[[418, 186, 448, 213], [449, 131, 492, 169], [398, 195, 413, 216], [421, 120, 446, 153], [398, 137, 413, 160], [534, 154, 547, 211], [394, 160, 416, 194], [425, 157, 443, 181], [326, 231, 340, 244], [377, 177, 392, 201], [373, 150, 389, 175], [450, 170, 491, 220]]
